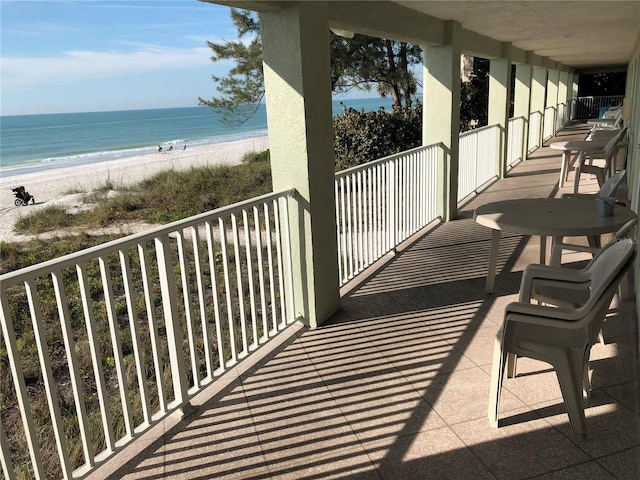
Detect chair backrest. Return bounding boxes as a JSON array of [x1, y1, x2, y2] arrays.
[[602, 127, 628, 158], [602, 106, 622, 120], [586, 238, 634, 295], [579, 238, 636, 343], [598, 169, 626, 197]]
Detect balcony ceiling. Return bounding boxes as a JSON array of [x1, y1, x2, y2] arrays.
[[394, 1, 640, 69]]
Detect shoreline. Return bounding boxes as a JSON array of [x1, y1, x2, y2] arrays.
[[0, 135, 269, 243]]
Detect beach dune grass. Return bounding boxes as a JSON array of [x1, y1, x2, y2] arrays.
[[11, 151, 272, 236]]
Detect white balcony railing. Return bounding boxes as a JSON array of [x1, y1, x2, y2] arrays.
[[0, 189, 297, 479], [458, 124, 499, 201], [507, 116, 525, 168], [574, 95, 625, 119], [335, 144, 440, 286]]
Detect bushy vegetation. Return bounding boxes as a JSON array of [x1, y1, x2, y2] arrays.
[[333, 102, 422, 171], [11, 151, 273, 237]]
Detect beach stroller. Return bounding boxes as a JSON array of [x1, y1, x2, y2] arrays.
[[12, 186, 35, 206]]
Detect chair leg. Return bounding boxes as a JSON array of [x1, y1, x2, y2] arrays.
[[506, 353, 518, 378], [553, 349, 588, 441], [550, 237, 563, 266], [573, 153, 584, 194], [488, 329, 508, 428], [583, 362, 592, 399]]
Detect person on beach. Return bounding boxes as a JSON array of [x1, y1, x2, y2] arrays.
[[158, 145, 163, 153], [169, 145, 173, 151]]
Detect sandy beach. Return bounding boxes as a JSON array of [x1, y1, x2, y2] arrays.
[[0, 135, 269, 243]]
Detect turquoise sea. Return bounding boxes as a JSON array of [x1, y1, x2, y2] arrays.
[[0, 97, 393, 178]]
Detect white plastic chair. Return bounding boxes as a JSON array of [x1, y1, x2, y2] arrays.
[[535, 217, 637, 350], [573, 127, 628, 194], [488, 239, 636, 441]]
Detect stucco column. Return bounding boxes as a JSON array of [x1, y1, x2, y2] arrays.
[[546, 68, 560, 138], [260, 3, 339, 328], [557, 70, 569, 127], [489, 45, 512, 178], [571, 73, 579, 121], [514, 63, 532, 161], [423, 21, 461, 221], [530, 66, 547, 150]]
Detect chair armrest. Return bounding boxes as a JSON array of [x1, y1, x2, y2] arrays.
[[519, 264, 590, 302], [505, 302, 583, 322]]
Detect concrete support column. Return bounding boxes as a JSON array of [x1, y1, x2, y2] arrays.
[[514, 63, 532, 161], [546, 68, 560, 136], [489, 45, 512, 178], [260, 2, 339, 328], [530, 66, 547, 149], [423, 21, 462, 221], [571, 73, 579, 121], [558, 70, 569, 127]]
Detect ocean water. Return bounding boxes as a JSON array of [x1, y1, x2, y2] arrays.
[[0, 97, 393, 178]]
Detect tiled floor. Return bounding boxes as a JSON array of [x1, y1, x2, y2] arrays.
[[96, 124, 640, 479]]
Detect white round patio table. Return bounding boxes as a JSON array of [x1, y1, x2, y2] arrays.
[[473, 197, 636, 293]]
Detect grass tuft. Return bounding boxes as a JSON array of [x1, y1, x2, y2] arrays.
[[14, 205, 73, 233]]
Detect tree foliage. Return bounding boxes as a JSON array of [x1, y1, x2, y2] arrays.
[[460, 57, 489, 132], [331, 35, 421, 109], [333, 103, 422, 170], [198, 9, 264, 124], [199, 8, 422, 123]]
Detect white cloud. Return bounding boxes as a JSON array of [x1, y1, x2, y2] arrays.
[[1, 45, 223, 90]]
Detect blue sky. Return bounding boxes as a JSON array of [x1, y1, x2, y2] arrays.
[[0, 0, 247, 115]]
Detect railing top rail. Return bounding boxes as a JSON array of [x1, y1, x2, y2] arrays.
[[459, 123, 499, 139], [0, 188, 297, 287], [334, 142, 442, 178], [577, 95, 624, 100]]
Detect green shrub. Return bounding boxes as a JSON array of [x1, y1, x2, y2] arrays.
[[333, 102, 422, 171]]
